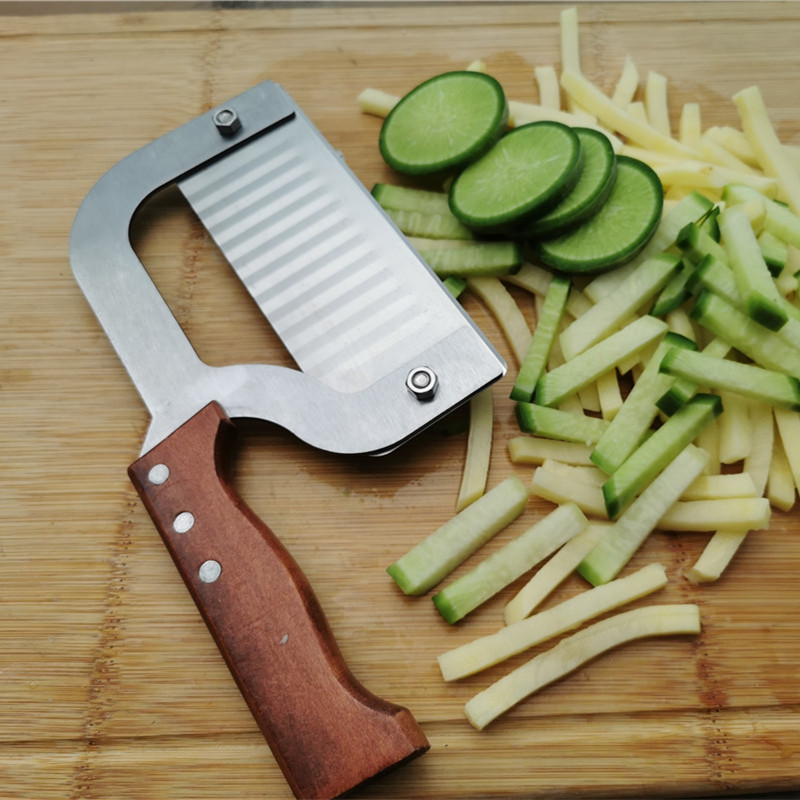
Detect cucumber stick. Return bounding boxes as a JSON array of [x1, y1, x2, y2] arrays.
[[387, 475, 529, 595], [450, 121, 582, 232], [384, 207, 474, 240], [659, 347, 800, 410], [537, 156, 663, 273], [515, 403, 609, 444], [591, 333, 697, 475], [432, 502, 587, 624], [379, 71, 508, 175], [510, 273, 570, 402], [534, 315, 668, 408], [718, 203, 787, 330], [418, 241, 522, 278], [559, 252, 680, 360], [579, 445, 709, 585], [602, 394, 722, 519], [371, 183, 452, 215]]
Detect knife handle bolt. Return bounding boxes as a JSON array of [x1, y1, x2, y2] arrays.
[[406, 367, 438, 401], [147, 463, 170, 485]]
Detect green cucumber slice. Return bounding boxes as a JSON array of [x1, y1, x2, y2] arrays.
[[449, 121, 582, 232], [537, 156, 664, 273], [510, 273, 571, 402], [660, 347, 800, 410], [602, 393, 723, 519], [418, 241, 522, 278], [525, 127, 618, 238], [379, 71, 508, 176]]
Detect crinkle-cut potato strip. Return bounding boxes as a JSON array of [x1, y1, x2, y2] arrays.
[[464, 604, 701, 731]]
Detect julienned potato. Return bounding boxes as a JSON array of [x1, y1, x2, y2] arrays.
[[363, 6, 800, 729]]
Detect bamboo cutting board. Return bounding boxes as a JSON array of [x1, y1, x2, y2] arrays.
[[3, 2, 800, 798]]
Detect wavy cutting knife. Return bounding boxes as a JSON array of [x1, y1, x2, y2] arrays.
[[69, 80, 506, 799]]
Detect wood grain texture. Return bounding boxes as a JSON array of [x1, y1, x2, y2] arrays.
[[2, 3, 800, 799]]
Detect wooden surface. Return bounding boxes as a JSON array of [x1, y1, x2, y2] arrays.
[[3, 2, 800, 798]]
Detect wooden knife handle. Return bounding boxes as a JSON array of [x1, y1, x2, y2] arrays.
[[128, 401, 429, 800]]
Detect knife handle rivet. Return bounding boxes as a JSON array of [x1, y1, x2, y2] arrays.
[[406, 367, 438, 401], [213, 107, 241, 136], [173, 511, 195, 534], [199, 559, 222, 583], [147, 463, 170, 485]]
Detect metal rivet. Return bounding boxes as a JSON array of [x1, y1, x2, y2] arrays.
[[406, 366, 438, 400], [213, 107, 241, 136], [173, 511, 195, 533], [199, 560, 222, 583], [147, 463, 170, 485]]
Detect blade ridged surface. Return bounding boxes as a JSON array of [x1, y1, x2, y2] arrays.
[[178, 115, 461, 394]]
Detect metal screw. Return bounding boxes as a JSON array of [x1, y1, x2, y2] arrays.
[[199, 560, 222, 583], [173, 511, 195, 533], [147, 463, 170, 485], [213, 107, 241, 136], [406, 367, 438, 400]]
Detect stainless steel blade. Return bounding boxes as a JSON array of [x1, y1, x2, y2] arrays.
[[177, 105, 467, 394]]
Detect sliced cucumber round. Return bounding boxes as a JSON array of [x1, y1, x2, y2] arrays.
[[536, 156, 664, 274], [449, 121, 583, 232], [379, 71, 508, 176], [524, 127, 617, 238]]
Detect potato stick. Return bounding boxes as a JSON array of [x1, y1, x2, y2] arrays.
[[699, 135, 758, 174], [658, 498, 770, 532], [465, 59, 487, 73], [734, 85, 800, 214], [704, 125, 759, 167], [559, 6, 581, 74], [653, 160, 778, 198], [541, 459, 607, 486], [744, 401, 774, 496], [767, 425, 796, 511], [561, 68, 697, 159], [596, 369, 623, 421], [503, 262, 553, 297], [611, 55, 639, 108], [440, 562, 668, 682], [578, 381, 601, 414], [508, 436, 595, 466], [686, 530, 749, 584], [665, 307, 696, 341], [773, 407, 800, 491], [358, 87, 399, 117], [626, 100, 648, 125], [717, 390, 753, 465], [503, 522, 610, 624], [681, 472, 758, 501], [508, 101, 623, 152], [644, 71, 671, 138], [695, 418, 721, 475], [467, 277, 531, 365], [530, 466, 608, 517], [456, 389, 494, 512], [679, 102, 702, 150], [565, 286, 593, 320], [619, 144, 684, 167], [464, 604, 701, 730], [535, 64, 561, 110]]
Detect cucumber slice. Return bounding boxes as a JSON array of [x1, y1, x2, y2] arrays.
[[379, 71, 508, 176], [525, 127, 618, 238], [386, 475, 529, 595], [590, 332, 697, 475], [602, 394, 723, 519], [510, 273, 570, 402], [659, 347, 800, 410], [449, 121, 582, 232], [432, 502, 587, 624], [418, 241, 522, 278], [537, 156, 664, 273], [515, 403, 609, 444]]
